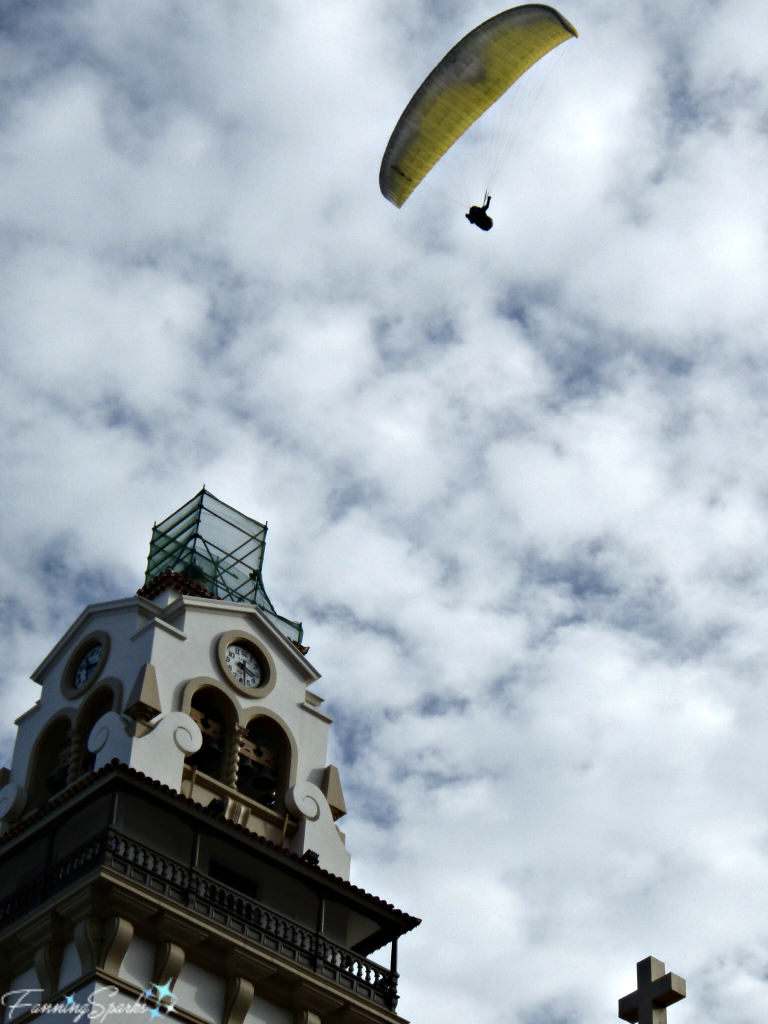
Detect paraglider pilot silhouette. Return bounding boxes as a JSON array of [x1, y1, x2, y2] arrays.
[[466, 193, 493, 231]]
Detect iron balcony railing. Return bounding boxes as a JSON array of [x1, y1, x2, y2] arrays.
[[0, 828, 398, 1010]]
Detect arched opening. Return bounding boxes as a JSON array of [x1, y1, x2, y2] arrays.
[[186, 687, 236, 782], [28, 717, 73, 808], [74, 687, 116, 779], [237, 716, 290, 814]]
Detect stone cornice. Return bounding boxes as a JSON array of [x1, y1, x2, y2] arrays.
[[299, 701, 334, 724], [130, 616, 188, 643], [13, 702, 41, 726]]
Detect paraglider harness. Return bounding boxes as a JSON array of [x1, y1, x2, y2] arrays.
[[466, 193, 493, 231]]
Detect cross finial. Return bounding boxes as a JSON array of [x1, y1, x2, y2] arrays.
[[619, 957, 686, 1024]]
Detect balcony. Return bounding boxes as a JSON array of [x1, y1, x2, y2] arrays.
[[0, 765, 418, 1015]]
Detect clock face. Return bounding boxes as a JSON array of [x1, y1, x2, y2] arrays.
[[225, 643, 263, 689], [73, 644, 102, 690]]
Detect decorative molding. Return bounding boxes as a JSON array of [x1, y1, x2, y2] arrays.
[[51, 884, 94, 923], [13, 701, 41, 725], [34, 942, 63, 999], [225, 724, 246, 789], [320, 766, 347, 821], [228, 800, 250, 827], [86, 711, 131, 766], [130, 617, 187, 643], [18, 908, 68, 950], [223, 976, 254, 1024], [285, 781, 351, 879], [181, 677, 242, 719], [150, 911, 208, 951], [286, 782, 323, 823], [181, 763, 296, 840], [154, 941, 186, 988], [101, 916, 134, 975], [74, 916, 102, 975], [299, 701, 334, 724], [319, 1007, 354, 1024], [124, 664, 162, 729], [66, 726, 85, 787], [88, 710, 202, 785]]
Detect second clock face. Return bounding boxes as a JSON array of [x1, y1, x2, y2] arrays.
[[73, 643, 102, 690], [225, 642, 263, 689]]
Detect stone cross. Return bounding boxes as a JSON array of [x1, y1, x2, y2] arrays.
[[619, 957, 686, 1024]]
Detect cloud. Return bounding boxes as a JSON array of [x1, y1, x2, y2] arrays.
[[2, 2, 768, 1023]]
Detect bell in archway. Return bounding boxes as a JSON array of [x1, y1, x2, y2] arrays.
[[46, 763, 69, 794], [189, 706, 226, 777], [252, 764, 277, 793], [195, 735, 224, 776], [46, 745, 71, 794], [237, 755, 256, 787]]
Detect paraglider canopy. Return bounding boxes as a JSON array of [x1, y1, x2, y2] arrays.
[[379, 4, 577, 209]]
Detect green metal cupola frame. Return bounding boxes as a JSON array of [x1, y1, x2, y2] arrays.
[[145, 488, 303, 643]]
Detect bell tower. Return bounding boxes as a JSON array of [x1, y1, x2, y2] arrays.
[[0, 490, 419, 1024]]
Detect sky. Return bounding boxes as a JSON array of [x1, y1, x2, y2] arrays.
[[2, 0, 768, 1022]]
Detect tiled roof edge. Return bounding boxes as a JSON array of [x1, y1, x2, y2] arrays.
[[137, 568, 217, 601]]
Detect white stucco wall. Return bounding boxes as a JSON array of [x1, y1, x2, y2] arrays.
[[56, 940, 82, 991], [118, 935, 155, 990], [173, 962, 225, 1024], [244, 994, 293, 1024], [3, 975, 296, 1024], [3, 967, 37, 1023]]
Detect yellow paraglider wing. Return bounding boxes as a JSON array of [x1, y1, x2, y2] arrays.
[[379, 5, 577, 208]]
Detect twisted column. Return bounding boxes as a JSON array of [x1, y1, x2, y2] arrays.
[[66, 726, 85, 786], [225, 724, 245, 789]]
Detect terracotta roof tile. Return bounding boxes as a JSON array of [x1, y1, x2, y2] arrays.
[[137, 568, 217, 601]]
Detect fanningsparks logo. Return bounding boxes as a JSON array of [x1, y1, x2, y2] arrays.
[[2, 982, 178, 1021]]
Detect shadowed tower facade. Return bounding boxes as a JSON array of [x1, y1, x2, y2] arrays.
[[0, 490, 419, 1024]]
